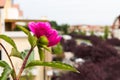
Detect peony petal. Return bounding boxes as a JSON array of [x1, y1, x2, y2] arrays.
[[35, 22, 52, 37], [28, 22, 41, 38], [47, 29, 61, 46], [46, 29, 58, 37], [28, 22, 37, 34], [48, 36, 62, 47], [47, 29, 58, 41], [44, 22, 52, 28], [53, 36, 62, 45], [36, 22, 51, 29]]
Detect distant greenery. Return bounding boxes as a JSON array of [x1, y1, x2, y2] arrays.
[[49, 21, 60, 30], [50, 21, 70, 34], [103, 26, 110, 39], [79, 30, 86, 36], [90, 30, 95, 36]]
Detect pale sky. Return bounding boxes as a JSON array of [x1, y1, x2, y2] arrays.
[[14, 0, 120, 25]]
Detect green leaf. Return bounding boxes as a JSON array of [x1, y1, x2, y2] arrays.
[[41, 45, 51, 52], [11, 70, 16, 80], [0, 35, 17, 50], [0, 61, 9, 67], [21, 49, 34, 65], [37, 44, 50, 61], [28, 33, 37, 47], [10, 48, 22, 59], [0, 61, 12, 80], [38, 47, 45, 61], [17, 26, 37, 47], [17, 25, 29, 35], [0, 67, 12, 80], [52, 43, 63, 55], [26, 60, 78, 72]]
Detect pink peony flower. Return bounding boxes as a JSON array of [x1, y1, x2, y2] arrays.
[[47, 29, 61, 46], [28, 22, 61, 46], [28, 22, 51, 38]]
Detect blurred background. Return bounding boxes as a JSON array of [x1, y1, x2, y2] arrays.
[[1, 0, 120, 80]]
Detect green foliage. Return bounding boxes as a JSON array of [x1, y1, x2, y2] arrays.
[[0, 35, 17, 50], [37, 36, 50, 61], [0, 61, 12, 80], [50, 21, 59, 30], [10, 48, 22, 59], [28, 33, 37, 47], [0, 67, 12, 80], [17, 26, 30, 35], [79, 30, 86, 35], [37, 47, 45, 61], [26, 60, 77, 72], [52, 43, 63, 55], [21, 49, 34, 65], [40, 45, 51, 52], [90, 30, 95, 36], [13, 25, 29, 31], [17, 26, 37, 47], [103, 26, 109, 39], [60, 24, 69, 34], [0, 61, 10, 67], [50, 21, 70, 34]]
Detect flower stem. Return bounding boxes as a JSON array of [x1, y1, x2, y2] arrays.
[[16, 47, 35, 80], [0, 43, 17, 79]]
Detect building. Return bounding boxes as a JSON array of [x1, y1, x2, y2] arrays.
[[111, 15, 120, 39], [0, 0, 52, 80], [0, 0, 6, 56], [69, 24, 110, 36]]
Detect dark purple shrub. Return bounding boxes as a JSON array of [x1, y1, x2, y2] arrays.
[[77, 62, 107, 80], [69, 33, 103, 45], [90, 43, 118, 63], [62, 39, 77, 52], [59, 62, 106, 80], [74, 45, 92, 59], [56, 35, 120, 80], [106, 38, 120, 46], [60, 37, 65, 46], [59, 57, 120, 80], [101, 56, 120, 80], [74, 42, 118, 63], [88, 35, 103, 45], [59, 72, 80, 80]]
